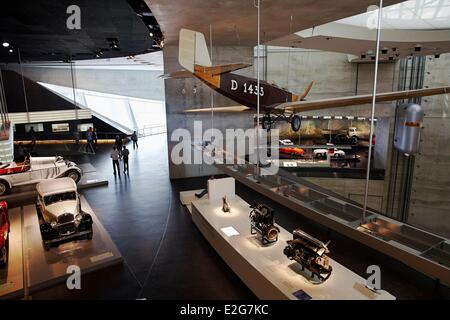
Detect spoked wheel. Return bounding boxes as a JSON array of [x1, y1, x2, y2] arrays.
[[0, 180, 10, 196], [66, 170, 81, 183], [0, 243, 7, 266]]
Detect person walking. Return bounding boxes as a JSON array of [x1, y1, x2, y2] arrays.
[[110, 146, 121, 176], [122, 145, 130, 174], [131, 131, 138, 150]]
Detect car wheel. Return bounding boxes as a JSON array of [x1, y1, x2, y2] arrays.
[[0, 180, 10, 196], [66, 170, 81, 183], [43, 242, 51, 251], [0, 245, 7, 266]]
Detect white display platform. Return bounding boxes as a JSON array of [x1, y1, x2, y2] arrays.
[[192, 195, 395, 300], [0, 208, 24, 299], [180, 189, 207, 214], [22, 196, 123, 293]]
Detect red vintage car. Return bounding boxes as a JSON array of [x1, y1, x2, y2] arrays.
[[280, 147, 305, 157], [0, 201, 9, 266]]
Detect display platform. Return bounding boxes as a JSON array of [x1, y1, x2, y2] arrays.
[[191, 194, 395, 300], [22, 196, 122, 294], [217, 163, 450, 286], [0, 163, 108, 204], [0, 208, 24, 299], [180, 189, 206, 214]]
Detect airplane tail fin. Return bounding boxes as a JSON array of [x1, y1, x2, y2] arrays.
[[178, 29, 251, 76], [179, 28, 212, 72]]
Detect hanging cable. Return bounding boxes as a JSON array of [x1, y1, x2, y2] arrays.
[[18, 48, 30, 123], [363, 0, 383, 223]]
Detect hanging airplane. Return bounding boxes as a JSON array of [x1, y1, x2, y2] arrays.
[[163, 28, 450, 132]]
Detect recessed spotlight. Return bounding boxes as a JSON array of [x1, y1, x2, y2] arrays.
[[2, 42, 10, 48], [149, 32, 154, 37], [9, 49, 13, 53]]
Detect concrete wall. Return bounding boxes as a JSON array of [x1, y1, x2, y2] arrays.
[[406, 53, 450, 238], [164, 44, 255, 179]]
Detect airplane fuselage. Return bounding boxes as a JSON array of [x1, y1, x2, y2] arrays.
[[193, 67, 297, 112]]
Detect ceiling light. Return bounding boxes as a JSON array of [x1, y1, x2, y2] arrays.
[[2, 42, 9, 48], [9, 49, 13, 53], [149, 32, 154, 37]]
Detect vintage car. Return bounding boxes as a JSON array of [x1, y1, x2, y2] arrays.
[[280, 147, 305, 157], [36, 178, 93, 250], [314, 147, 346, 159], [0, 156, 82, 196], [284, 229, 332, 282], [279, 139, 294, 146], [0, 201, 9, 266]]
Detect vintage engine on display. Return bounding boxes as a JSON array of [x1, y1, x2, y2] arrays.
[[394, 103, 424, 156], [283, 229, 333, 282], [249, 203, 280, 244]]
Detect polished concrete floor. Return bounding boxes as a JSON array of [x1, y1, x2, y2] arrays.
[[30, 135, 449, 300]]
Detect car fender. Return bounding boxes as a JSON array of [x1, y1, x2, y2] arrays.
[[56, 166, 82, 178]]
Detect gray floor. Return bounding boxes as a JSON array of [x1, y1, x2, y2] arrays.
[[29, 134, 449, 299]]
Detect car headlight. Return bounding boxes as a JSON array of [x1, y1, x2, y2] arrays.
[[50, 221, 57, 228], [75, 214, 82, 222]]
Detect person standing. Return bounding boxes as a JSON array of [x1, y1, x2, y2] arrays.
[[28, 126, 36, 151], [73, 130, 80, 145], [86, 127, 94, 153], [93, 127, 98, 146], [115, 135, 123, 155], [122, 145, 130, 174], [131, 131, 138, 150], [110, 146, 121, 176]]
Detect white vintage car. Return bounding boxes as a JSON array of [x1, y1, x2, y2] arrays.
[[36, 178, 93, 250], [314, 147, 346, 159], [0, 156, 82, 196]]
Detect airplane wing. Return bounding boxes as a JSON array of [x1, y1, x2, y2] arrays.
[[274, 86, 450, 113], [181, 106, 251, 113]]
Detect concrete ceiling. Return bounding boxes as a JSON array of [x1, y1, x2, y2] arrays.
[[146, 0, 404, 46], [267, 23, 450, 62], [0, 0, 161, 63]]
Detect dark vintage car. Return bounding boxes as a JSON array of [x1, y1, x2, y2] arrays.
[[36, 178, 93, 251], [0, 201, 10, 266]]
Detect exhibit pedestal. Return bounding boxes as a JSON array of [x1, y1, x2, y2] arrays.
[[191, 195, 395, 300], [0, 208, 24, 299], [22, 196, 122, 294]]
